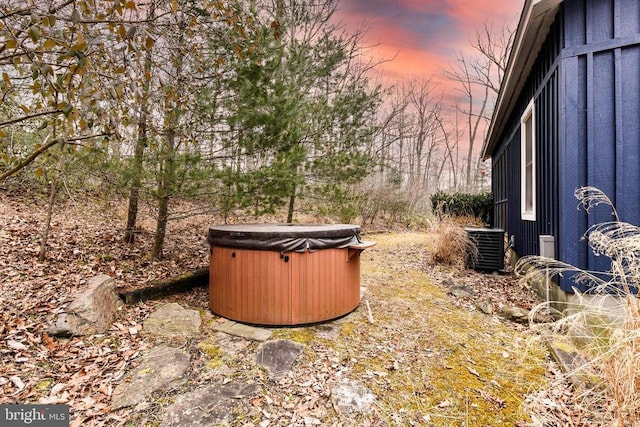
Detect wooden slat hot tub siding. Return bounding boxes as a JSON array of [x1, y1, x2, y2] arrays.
[[210, 247, 291, 325], [291, 249, 361, 324], [209, 247, 361, 325]]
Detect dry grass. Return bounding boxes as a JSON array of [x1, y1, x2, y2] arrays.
[[428, 218, 478, 269], [518, 187, 640, 426], [352, 232, 548, 425]]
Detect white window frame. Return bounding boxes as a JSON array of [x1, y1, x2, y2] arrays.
[[520, 99, 536, 221]]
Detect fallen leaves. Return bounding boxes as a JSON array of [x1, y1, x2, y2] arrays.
[[428, 261, 545, 320], [436, 399, 452, 409], [9, 376, 25, 392], [0, 193, 576, 426], [478, 388, 506, 409], [6, 339, 28, 351], [467, 366, 481, 378], [0, 194, 206, 425], [43, 333, 56, 352]]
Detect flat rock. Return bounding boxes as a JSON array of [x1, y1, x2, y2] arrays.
[[49, 275, 119, 337], [255, 339, 304, 379], [476, 299, 494, 315], [212, 320, 272, 342], [111, 346, 190, 410], [160, 381, 258, 427], [447, 285, 476, 299], [143, 303, 201, 337], [212, 332, 251, 355], [498, 306, 531, 324], [331, 378, 376, 415]]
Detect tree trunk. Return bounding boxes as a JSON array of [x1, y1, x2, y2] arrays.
[[123, 116, 146, 243], [38, 177, 58, 261], [124, 185, 140, 244], [151, 11, 181, 259], [124, 16, 153, 243], [465, 86, 474, 191], [38, 120, 63, 261], [287, 190, 296, 223], [151, 128, 176, 258], [151, 194, 169, 259]]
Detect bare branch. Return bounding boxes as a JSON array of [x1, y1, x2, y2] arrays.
[[0, 132, 110, 183], [0, 110, 63, 128]]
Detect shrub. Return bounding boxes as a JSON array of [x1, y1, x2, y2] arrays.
[[430, 191, 493, 226], [354, 178, 412, 226]]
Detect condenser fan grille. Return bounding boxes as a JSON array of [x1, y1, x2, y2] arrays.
[[465, 228, 504, 272]]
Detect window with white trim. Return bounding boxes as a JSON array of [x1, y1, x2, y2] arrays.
[[521, 99, 536, 221]]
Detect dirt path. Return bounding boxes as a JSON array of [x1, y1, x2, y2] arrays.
[[0, 196, 549, 425]]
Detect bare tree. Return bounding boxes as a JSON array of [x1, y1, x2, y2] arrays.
[[434, 114, 458, 191], [372, 78, 451, 210], [447, 22, 514, 192]]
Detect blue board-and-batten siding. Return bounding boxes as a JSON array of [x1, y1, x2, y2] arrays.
[[492, 13, 562, 260], [491, 0, 640, 293], [560, 0, 640, 291]]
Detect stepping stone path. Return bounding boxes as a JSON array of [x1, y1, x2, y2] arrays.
[[111, 346, 190, 410], [143, 302, 201, 337], [255, 339, 304, 379], [112, 304, 310, 420], [212, 319, 273, 341], [160, 381, 259, 427]]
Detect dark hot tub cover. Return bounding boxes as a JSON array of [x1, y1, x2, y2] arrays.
[[207, 223, 362, 252]]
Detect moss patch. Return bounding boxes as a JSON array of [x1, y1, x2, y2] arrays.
[[35, 378, 54, 392], [325, 232, 549, 425], [197, 339, 226, 369], [272, 327, 316, 344]]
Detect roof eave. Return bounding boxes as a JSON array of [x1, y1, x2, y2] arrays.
[[482, 0, 563, 160]]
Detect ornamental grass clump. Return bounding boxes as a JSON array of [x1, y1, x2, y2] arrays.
[[429, 219, 477, 269], [517, 187, 640, 426]]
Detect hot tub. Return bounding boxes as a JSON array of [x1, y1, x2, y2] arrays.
[[207, 224, 375, 325]]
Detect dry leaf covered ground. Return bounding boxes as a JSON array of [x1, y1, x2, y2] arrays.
[[1, 192, 557, 426]]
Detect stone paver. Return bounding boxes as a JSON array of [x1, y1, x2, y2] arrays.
[[143, 303, 201, 337], [255, 339, 304, 379], [160, 381, 258, 427], [111, 346, 190, 410], [212, 320, 272, 341]]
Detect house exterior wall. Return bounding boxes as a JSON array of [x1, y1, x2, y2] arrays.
[[491, 0, 640, 293], [560, 0, 640, 291], [491, 13, 562, 259]]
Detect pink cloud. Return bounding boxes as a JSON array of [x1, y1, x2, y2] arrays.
[[334, 0, 522, 103]]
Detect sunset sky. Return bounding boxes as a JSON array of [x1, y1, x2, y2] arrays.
[[335, 0, 523, 99]]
